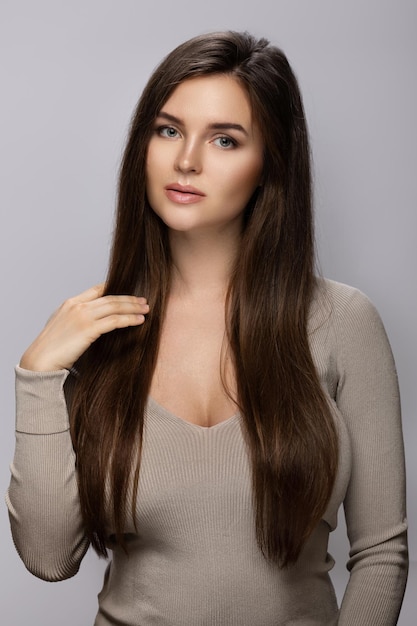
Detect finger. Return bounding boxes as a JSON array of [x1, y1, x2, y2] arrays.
[[85, 297, 150, 320], [100, 294, 148, 306], [79, 288, 148, 306], [71, 284, 106, 304], [93, 312, 147, 336]]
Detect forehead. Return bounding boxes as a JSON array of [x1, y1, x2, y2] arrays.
[[160, 74, 254, 126]]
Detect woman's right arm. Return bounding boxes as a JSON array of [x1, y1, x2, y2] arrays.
[[6, 285, 149, 581], [6, 367, 90, 581]]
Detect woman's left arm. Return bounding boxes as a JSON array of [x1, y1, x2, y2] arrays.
[[335, 288, 408, 625]]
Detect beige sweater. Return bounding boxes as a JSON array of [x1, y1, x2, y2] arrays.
[[6, 279, 408, 625]]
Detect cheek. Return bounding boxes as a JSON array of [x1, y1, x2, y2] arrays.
[[145, 152, 159, 203], [145, 155, 166, 203], [223, 158, 263, 198], [145, 145, 158, 180], [146, 141, 168, 178]]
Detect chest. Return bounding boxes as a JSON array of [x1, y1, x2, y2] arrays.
[[130, 404, 249, 541], [150, 296, 237, 427]]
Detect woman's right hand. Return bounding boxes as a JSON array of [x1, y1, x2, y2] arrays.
[[19, 284, 149, 372]]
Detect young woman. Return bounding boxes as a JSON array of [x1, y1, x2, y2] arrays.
[[7, 31, 408, 625]]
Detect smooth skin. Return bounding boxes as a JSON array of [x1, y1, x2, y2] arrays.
[[20, 285, 149, 371], [146, 74, 263, 237], [147, 75, 264, 426], [21, 76, 264, 429]]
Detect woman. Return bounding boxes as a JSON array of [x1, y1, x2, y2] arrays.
[[7, 31, 408, 624]]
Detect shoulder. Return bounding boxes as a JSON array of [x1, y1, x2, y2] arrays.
[[311, 277, 395, 372], [311, 277, 383, 331], [308, 278, 399, 419], [313, 276, 373, 310]]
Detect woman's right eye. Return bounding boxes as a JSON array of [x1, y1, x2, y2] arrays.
[[158, 126, 180, 138]]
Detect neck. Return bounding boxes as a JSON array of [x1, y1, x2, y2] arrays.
[[168, 229, 240, 300]]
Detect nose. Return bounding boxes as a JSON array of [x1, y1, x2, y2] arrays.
[[174, 139, 202, 174]]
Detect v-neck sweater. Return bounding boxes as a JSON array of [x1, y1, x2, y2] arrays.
[[6, 279, 408, 625]]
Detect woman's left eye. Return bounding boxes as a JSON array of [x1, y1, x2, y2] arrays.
[[213, 136, 237, 149]]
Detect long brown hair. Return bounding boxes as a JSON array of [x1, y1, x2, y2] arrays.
[[70, 31, 338, 567]]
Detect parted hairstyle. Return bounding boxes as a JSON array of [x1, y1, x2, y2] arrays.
[[70, 30, 338, 567]]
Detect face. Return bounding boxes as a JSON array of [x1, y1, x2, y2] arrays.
[[145, 74, 264, 237]]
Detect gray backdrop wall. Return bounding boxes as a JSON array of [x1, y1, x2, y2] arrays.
[[1, 1, 415, 624]]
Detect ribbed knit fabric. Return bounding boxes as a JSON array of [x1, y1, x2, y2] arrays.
[[6, 279, 408, 625]]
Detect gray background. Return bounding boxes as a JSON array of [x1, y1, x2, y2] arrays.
[[1, 0, 415, 623]]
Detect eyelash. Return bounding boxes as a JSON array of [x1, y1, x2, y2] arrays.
[[157, 125, 180, 139], [213, 136, 237, 149], [155, 125, 238, 149]]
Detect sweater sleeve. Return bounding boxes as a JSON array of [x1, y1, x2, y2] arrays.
[[5, 367, 89, 581], [334, 287, 408, 624]]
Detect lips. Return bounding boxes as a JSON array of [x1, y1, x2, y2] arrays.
[[164, 183, 206, 204]]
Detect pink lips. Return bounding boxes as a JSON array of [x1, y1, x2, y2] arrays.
[[164, 183, 206, 204]]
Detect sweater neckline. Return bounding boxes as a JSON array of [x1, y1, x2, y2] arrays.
[[147, 396, 241, 431]]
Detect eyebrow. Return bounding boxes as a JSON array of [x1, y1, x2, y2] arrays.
[[156, 111, 249, 136]]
